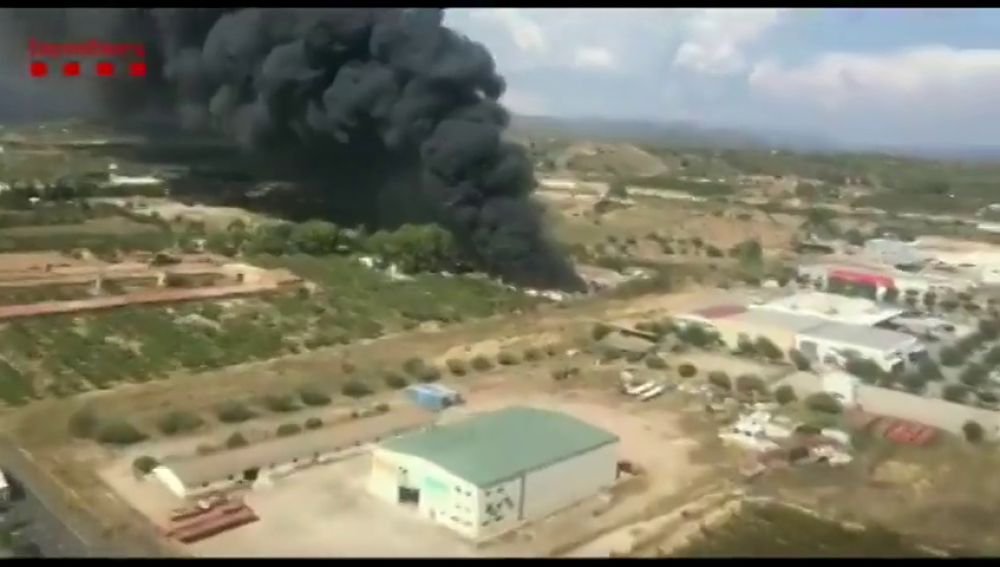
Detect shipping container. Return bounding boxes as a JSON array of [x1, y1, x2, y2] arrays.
[[405, 384, 460, 412]]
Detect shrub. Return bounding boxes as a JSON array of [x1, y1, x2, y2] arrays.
[[544, 344, 559, 357], [939, 346, 966, 367], [276, 423, 302, 437], [497, 351, 520, 366], [225, 432, 249, 449], [942, 383, 970, 403], [736, 374, 767, 395], [901, 373, 928, 394], [341, 360, 357, 374], [132, 455, 159, 476], [68, 407, 98, 439], [845, 357, 883, 384], [645, 356, 668, 370], [774, 385, 797, 405], [417, 366, 442, 383], [341, 380, 373, 398], [960, 363, 988, 387], [470, 355, 494, 372], [805, 392, 842, 415], [918, 359, 944, 382], [299, 388, 331, 407], [678, 363, 697, 378], [383, 372, 408, 390], [591, 323, 613, 341], [979, 390, 1000, 404], [374, 402, 390, 414], [215, 401, 256, 424], [446, 359, 468, 376], [96, 420, 148, 446], [963, 420, 985, 443], [304, 417, 323, 430], [789, 349, 811, 371], [707, 371, 731, 390], [262, 394, 301, 413], [736, 336, 757, 356], [402, 357, 426, 376], [523, 348, 543, 362], [754, 337, 783, 362], [156, 411, 205, 436], [979, 318, 1000, 340]]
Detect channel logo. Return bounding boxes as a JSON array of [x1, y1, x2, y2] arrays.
[[28, 38, 146, 78]]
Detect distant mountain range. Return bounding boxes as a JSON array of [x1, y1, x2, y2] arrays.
[[510, 114, 1000, 163]]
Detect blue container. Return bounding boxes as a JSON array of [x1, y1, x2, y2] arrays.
[[405, 385, 449, 412]]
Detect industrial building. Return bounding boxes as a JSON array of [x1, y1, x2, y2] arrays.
[[681, 307, 827, 353], [796, 321, 926, 373], [755, 291, 902, 327], [154, 407, 435, 499], [367, 406, 620, 540]]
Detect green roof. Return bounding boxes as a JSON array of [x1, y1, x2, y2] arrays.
[[380, 406, 619, 488]]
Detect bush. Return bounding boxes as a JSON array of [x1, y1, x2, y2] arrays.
[[68, 407, 98, 439], [402, 357, 426, 376], [901, 373, 928, 394], [754, 337, 783, 362], [960, 363, 988, 387], [417, 366, 442, 383], [918, 359, 944, 382], [156, 411, 205, 436], [963, 420, 985, 443], [304, 417, 323, 430], [544, 344, 559, 357], [262, 394, 301, 413], [551, 367, 577, 381], [523, 348, 543, 362], [805, 392, 843, 415], [736, 336, 757, 356], [645, 356, 668, 370], [845, 357, 883, 384], [299, 388, 331, 407], [979, 318, 1000, 340], [215, 401, 256, 424], [497, 351, 520, 366], [374, 402, 390, 414], [276, 423, 302, 437], [341, 380, 373, 398], [736, 374, 767, 395], [470, 355, 494, 372], [774, 385, 797, 405], [383, 372, 408, 390], [96, 420, 148, 446], [225, 432, 249, 449], [939, 346, 966, 367], [591, 323, 613, 341], [707, 371, 731, 391], [132, 455, 159, 476], [446, 359, 468, 376], [942, 383, 970, 403], [789, 349, 811, 371], [678, 363, 697, 378]]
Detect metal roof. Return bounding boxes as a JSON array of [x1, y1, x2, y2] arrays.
[[798, 321, 917, 351], [379, 406, 619, 488], [161, 406, 436, 488], [727, 309, 828, 332]]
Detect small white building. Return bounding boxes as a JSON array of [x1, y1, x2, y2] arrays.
[[153, 407, 435, 499], [367, 406, 619, 541], [796, 322, 926, 374]]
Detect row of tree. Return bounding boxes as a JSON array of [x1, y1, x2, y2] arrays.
[[201, 219, 462, 275]]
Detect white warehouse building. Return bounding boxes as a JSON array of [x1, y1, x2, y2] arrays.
[[795, 321, 927, 374], [367, 406, 620, 540]]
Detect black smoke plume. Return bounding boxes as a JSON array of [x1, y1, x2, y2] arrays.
[[2, 8, 584, 291]]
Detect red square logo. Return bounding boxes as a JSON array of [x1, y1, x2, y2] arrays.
[[29, 61, 47, 77], [95, 61, 115, 77], [128, 61, 146, 77], [62, 61, 80, 77]]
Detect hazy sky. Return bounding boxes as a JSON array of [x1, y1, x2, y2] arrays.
[[446, 8, 1000, 148]]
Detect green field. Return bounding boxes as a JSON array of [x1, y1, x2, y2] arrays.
[[0, 254, 536, 405]]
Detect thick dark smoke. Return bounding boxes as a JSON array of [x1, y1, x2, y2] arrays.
[[2, 8, 584, 291]]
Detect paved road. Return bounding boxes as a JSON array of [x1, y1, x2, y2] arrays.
[[0, 439, 113, 557]]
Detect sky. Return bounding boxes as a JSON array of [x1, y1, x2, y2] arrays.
[[445, 8, 1000, 149]]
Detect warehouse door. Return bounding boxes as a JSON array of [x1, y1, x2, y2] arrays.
[[398, 486, 420, 505]]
